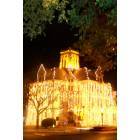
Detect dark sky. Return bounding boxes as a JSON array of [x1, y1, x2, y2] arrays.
[[24, 23, 78, 72], [24, 23, 117, 90]]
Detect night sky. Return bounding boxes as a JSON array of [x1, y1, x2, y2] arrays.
[[24, 23, 78, 71], [24, 23, 117, 90]]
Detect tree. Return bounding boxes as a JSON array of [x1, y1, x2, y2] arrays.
[[72, 29, 117, 71], [67, 111, 76, 126], [24, 0, 117, 71], [23, 81, 30, 126], [24, 0, 70, 39], [28, 83, 59, 128], [24, 0, 116, 39], [71, 0, 117, 71]]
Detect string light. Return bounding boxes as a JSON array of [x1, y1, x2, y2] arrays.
[[25, 49, 117, 127], [52, 67, 56, 80], [37, 64, 46, 81], [84, 67, 90, 80], [59, 49, 80, 69]]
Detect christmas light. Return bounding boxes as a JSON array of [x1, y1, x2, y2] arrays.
[[25, 49, 117, 127], [37, 64, 46, 81], [59, 49, 80, 69]]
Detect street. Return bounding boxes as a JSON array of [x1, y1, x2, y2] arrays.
[[24, 131, 117, 140]]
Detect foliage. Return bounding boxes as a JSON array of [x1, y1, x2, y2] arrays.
[[66, 0, 94, 40], [41, 118, 56, 128], [72, 20, 117, 71], [95, 0, 116, 11], [24, 0, 116, 39], [107, 6, 117, 26], [24, 0, 55, 39], [67, 111, 76, 126], [70, 0, 117, 71], [23, 0, 117, 71]]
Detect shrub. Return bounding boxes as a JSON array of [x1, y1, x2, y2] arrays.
[[67, 111, 76, 126], [41, 118, 56, 128]]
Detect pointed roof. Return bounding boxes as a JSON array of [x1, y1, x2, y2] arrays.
[[37, 64, 46, 81]]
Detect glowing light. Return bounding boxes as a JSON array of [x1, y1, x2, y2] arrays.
[[37, 64, 46, 81], [68, 64, 72, 69], [25, 80, 117, 127], [25, 49, 117, 127], [59, 49, 80, 69]]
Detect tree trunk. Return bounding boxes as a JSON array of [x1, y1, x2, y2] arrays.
[[36, 111, 39, 129]]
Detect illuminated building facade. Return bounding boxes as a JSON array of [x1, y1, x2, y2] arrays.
[[25, 49, 117, 127], [59, 49, 80, 69]]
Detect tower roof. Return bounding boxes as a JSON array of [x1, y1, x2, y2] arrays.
[[60, 49, 79, 55], [59, 49, 80, 69]]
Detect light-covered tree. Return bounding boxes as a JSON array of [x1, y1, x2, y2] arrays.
[[28, 84, 59, 128]]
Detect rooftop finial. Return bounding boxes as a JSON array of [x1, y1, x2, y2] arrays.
[[95, 66, 104, 82], [37, 64, 46, 82]]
